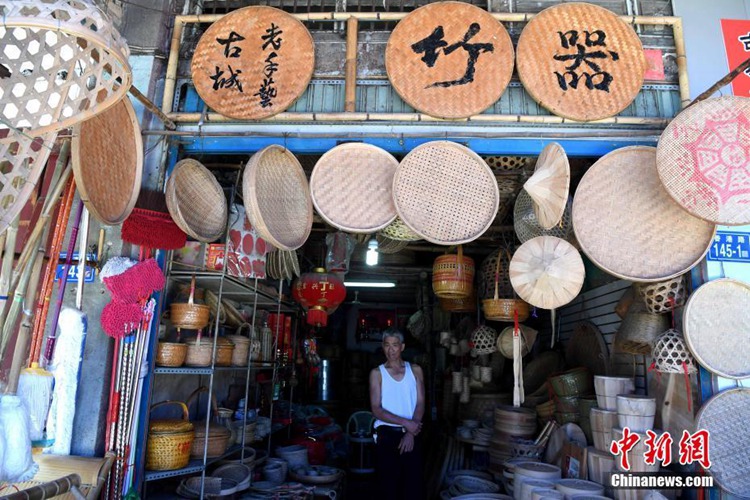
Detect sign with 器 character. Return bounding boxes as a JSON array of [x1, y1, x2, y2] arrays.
[[516, 3, 646, 122], [191, 6, 315, 120], [385, 1, 514, 119]]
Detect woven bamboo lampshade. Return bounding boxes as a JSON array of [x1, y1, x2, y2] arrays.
[[0, 0, 132, 136], [573, 146, 715, 282], [657, 96, 750, 225], [310, 144, 398, 233], [72, 98, 142, 225], [0, 129, 56, 235], [515, 2, 646, 122], [683, 278, 750, 379], [191, 6, 314, 121], [509, 236, 585, 310], [523, 143, 570, 230], [385, 1, 514, 119]]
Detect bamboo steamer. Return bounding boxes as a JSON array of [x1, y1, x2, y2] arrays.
[[555, 479, 604, 499], [432, 246, 475, 299], [616, 395, 656, 433], [146, 401, 195, 471], [156, 342, 188, 367], [590, 408, 618, 433]]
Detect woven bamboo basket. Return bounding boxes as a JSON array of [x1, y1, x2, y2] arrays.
[[146, 401, 195, 471], [185, 336, 235, 367], [156, 342, 188, 367], [478, 248, 512, 300], [514, 190, 574, 244], [171, 276, 210, 330], [470, 326, 498, 356], [439, 291, 477, 313], [651, 329, 697, 374], [483, 249, 530, 322], [376, 234, 410, 254], [226, 334, 251, 367], [379, 217, 421, 242], [636, 274, 688, 314], [484, 156, 530, 172], [432, 246, 475, 299], [548, 368, 592, 398], [187, 387, 232, 459], [614, 306, 669, 355], [497, 325, 538, 360]]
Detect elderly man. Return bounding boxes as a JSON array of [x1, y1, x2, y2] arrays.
[[369, 328, 425, 500]]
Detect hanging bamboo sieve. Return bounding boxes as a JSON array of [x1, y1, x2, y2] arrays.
[[432, 245, 475, 299], [170, 276, 210, 330], [146, 401, 195, 471], [156, 342, 188, 367], [483, 249, 530, 322]]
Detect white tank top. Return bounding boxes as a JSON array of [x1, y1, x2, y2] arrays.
[[374, 362, 417, 429]]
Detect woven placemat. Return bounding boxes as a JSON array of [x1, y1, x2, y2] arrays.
[[191, 6, 314, 120], [657, 96, 750, 225], [516, 3, 646, 121], [514, 189, 573, 244], [243, 145, 312, 251], [166, 159, 227, 242], [310, 143, 398, 233], [695, 388, 750, 497], [572, 146, 715, 282], [684, 278, 750, 379], [72, 97, 142, 225], [393, 141, 499, 245], [385, 1, 514, 119]]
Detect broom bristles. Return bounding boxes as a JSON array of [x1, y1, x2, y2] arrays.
[[18, 363, 54, 441]]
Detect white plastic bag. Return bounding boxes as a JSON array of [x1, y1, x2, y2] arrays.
[[0, 395, 37, 482]]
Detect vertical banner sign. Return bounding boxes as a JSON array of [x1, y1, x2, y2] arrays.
[[721, 19, 750, 97], [191, 6, 315, 120]]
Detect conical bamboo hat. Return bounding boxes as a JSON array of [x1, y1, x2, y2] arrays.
[[523, 143, 570, 230], [509, 236, 585, 309]]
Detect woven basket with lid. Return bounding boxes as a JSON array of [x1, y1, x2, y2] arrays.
[[432, 246, 475, 299], [146, 401, 195, 471]]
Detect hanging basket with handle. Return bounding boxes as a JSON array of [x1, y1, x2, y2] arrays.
[[432, 245, 475, 299], [171, 275, 210, 330], [483, 249, 530, 322]]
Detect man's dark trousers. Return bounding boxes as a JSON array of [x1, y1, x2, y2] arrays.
[[375, 425, 423, 500]]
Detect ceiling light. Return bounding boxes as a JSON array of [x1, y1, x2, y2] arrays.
[[366, 238, 379, 266], [344, 281, 396, 288]]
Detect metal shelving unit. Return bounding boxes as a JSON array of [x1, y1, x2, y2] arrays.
[[153, 362, 276, 375]]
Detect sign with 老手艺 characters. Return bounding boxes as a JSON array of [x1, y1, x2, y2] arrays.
[[191, 6, 314, 120]]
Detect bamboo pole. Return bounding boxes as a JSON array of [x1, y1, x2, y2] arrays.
[[0, 215, 19, 315], [129, 85, 177, 131], [672, 18, 691, 107], [3, 474, 81, 500], [162, 20, 185, 114], [345, 17, 358, 113]]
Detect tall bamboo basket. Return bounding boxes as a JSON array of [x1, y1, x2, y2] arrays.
[[432, 246, 475, 299]]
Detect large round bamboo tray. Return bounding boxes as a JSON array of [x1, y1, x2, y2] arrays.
[[523, 143, 570, 230], [166, 159, 227, 242], [243, 145, 313, 251], [310, 144, 398, 233], [385, 2, 514, 119], [190, 6, 314, 121], [146, 401, 195, 471], [514, 190, 574, 244], [572, 146, 715, 282], [684, 278, 750, 379], [0, 0, 131, 136], [695, 388, 750, 497], [657, 96, 750, 225], [393, 141, 500, 245], [72, 97, 142, 225], [509, 236, 585, 310], [515, 2, 646, 122], [0, 129, 55, 236]]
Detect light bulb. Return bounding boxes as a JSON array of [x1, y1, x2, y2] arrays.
[[366, 238, 379, 266]]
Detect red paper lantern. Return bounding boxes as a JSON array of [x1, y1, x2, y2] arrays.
[[292, 268, 346, 327]]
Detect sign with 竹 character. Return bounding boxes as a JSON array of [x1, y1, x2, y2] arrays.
[[516, 3, 647, 122], [190, 6, 315, 120], [385, 1, 514, 119]]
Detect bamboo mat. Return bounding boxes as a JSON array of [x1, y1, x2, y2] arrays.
[[3, 455, 108, 498]]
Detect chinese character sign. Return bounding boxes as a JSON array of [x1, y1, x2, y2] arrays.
[[610, 428, 711, 472], [191, 6, 315, 120], [385, 2, 514, 119], [721, 19, 750, 97], [516, 3, 646, 122]]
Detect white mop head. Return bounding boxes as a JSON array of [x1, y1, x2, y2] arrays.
[[0, 395, 38, 482], [45, 308, 86, 455], [100, 257, 136, 282], [17, 363, 54, 441]]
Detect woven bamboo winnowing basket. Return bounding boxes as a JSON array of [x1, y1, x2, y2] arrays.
[[170, 276, 210, 330], [657, 96, 750, 226], [187, 387, 232, 458], [310, 143, 398, 233], [72, 97, 142, 226], [515, 2, 646, 122], [432, 246, 475, 299], [156, 342, 188, 368], [0, 0, 132, 136], [166, 159, 227, 243], [146, 401, 195, 471], [393, 141, 500, 245], [636, 274, 688, 314], [572, 146, 716, 282], [243, 145, 313, 251], [190, 6, 314, 121], [483, 249, 530, 322]]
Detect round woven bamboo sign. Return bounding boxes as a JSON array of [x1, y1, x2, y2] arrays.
[[310, 144, 398, 233], [657, 96, 750, 225], [684, 278, 750, 379], [191, 6, 314, 120], [72, 98, 142, 226], [385, 2, 514, 119], [696, 388, 750, 497], [393, 141, 500, 245], [572, 146, 715, 282], [243, 145, 313, 251], [166, 159, 227, 242], [516, 3, 646, 121], [509, 236, 584, 309]]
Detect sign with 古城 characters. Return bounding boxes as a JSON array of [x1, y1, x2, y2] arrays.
[[191, 6, 315, 120], [707, 231, 750, 263], [385, 1, 514, 119], [515, 2, 646, 122]]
